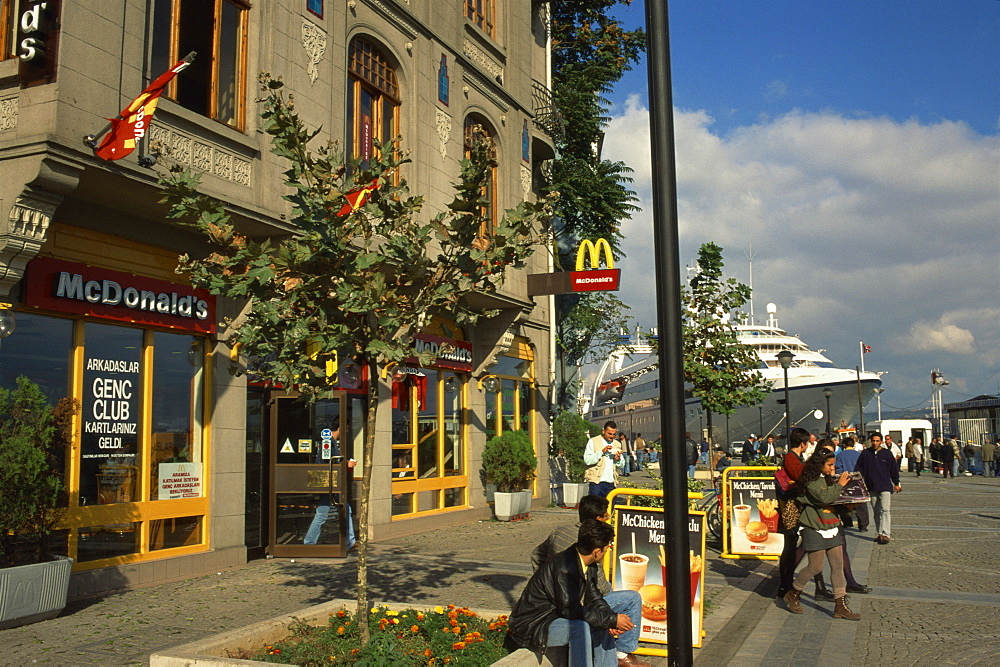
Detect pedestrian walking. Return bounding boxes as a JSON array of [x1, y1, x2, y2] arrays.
[[856, 432, 901, 544], [634, 433, 647, 466], [782, 450, 861, 620], [685, 432, 699, 479], [907, 437, 924, 477]]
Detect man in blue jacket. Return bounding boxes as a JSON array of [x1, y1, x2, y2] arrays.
[[856, 432, 901, 544]]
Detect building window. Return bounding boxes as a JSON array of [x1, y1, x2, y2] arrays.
[[0, 0, 18, 60], [0, 312, 209, 567], [464, 115, 498, 237], [391, 370, 468, 517], [466, 0, 495, 38], [150, 0, 248, 129], [347, 36, 399, 164]]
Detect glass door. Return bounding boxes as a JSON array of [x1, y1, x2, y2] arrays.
[[268, 392, 349, 557]]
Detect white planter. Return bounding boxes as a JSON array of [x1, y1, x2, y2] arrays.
[[517, 489, 533, 518], [0, 555, 73, 630], [563, 483, 590, 508], [493, 491, 517, 521]]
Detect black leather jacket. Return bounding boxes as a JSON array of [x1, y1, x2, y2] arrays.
[[503, 546, 617, 654]]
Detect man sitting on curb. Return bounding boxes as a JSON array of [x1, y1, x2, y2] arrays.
[[504, 520, 649, 667], [531, 495, 613, 595]]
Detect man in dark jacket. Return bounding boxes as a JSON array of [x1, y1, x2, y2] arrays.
[[505, 520, 648, 667], [856, 432, 901, 544]]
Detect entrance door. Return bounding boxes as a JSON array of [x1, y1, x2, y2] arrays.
[[268, 392, 349, 557]]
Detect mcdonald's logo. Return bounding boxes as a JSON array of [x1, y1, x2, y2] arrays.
[[575, 238, 616, 272], [527, 238, 620, 296]]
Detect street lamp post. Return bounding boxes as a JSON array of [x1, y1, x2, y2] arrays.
[[777, 350, 794, 439], [823, 388, 832, 437], [873, 387, 884, 421], [758, 406, 764, 440], [627, 406, 636, 442]]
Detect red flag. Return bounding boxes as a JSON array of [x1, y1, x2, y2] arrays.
[[95, 56, 193, 161], [336, 179, 380, 216]]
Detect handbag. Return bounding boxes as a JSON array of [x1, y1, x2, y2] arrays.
[[779, 497, 801, 530], [775, 467, 793, 492]]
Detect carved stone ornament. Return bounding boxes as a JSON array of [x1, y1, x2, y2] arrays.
[[0, 97, 17, 132], [301, 19, 327, 84], [462, 38, 503, 80], [435, 109, 452, 161], [149, 123, 251, 187], [520, 164, 532, 197], [0, 191, 59, 296], [486, 327, 518, 369]]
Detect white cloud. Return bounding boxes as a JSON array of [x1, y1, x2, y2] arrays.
[[899, 319, 976, 355], [601, 98, 1000, 409]]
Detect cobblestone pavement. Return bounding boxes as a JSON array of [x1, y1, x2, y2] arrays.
[[3, 467, 995, 665], [695, 472, 1000, 666]]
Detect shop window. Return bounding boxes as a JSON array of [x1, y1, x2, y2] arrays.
[[0, 311, 73, 402], [391, 370, 468, 518], [347, 36, 399, 164], [150, 515, 202, 551], [482, 354, 534, 439], [77, 523, 140, 563], [149, 332, 204, 500], [464, 115, 498, 238], [150, 0, 248, 128], [465, 0, 495, 39]]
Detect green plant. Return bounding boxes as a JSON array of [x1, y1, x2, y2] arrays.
[[551, 411, 593, 482], [0, 376, 75, 568], [481, 430, 536, 493]]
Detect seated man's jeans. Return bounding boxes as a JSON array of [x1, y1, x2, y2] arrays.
[[546, 590, 641, 667], [304, 494, 356, 548]]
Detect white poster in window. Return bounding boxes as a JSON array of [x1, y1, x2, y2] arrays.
[[158, 462, 203, 499]]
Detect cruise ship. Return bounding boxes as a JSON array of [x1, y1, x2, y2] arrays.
[[583, 304, 882, 446]]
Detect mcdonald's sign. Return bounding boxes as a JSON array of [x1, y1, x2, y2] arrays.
[[526, 238, 621, 296]]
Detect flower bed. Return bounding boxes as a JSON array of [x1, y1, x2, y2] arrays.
[[244, 604, 509, 666]]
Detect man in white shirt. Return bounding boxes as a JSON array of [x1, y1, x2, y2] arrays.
[[584, 421, 625, 498]]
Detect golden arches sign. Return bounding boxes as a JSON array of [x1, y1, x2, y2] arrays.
[[575, 238, 615, 271]]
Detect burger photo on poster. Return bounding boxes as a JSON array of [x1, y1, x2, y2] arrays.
[[639, 583, 667, 622]]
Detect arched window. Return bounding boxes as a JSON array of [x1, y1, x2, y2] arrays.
[[464, 115, 497, 237], [347, 37, 400, 163]]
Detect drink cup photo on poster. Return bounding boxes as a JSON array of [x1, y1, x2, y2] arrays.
[[610, 506, 706, 647], [728, 478, 784, 556]]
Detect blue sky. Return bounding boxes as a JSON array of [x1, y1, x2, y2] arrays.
[[593, 1, 1000, 419], [609, 1, 998, 136]]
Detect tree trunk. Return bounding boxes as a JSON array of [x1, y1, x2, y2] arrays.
[[355, 357, 381, 644]]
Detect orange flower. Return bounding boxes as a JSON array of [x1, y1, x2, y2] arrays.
[[411, 625, 420, 633], [337, 626, 345, 635], [448, 619, 458, 627], [448, 604, 456, 610], [351, 648, 360, 655], [452, 626, 461, 634], [416, 613, 426, 621], [424, 649, 433, 657], [453, 642, 466, 650], [336, 610, 347, 618]]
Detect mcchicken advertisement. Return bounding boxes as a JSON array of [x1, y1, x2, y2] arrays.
[[610, 506, 706, 647]]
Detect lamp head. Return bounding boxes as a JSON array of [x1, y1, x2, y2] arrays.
[[776, 350, 794, 369]]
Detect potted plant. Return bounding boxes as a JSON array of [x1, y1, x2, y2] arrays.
[[481, 430, 537, 521], [0, 376, 77, 629], [551, 412, 597, 508]]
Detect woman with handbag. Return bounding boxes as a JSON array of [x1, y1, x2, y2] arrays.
[[782, 450, 861, 620], [776, 428, 833, 601]]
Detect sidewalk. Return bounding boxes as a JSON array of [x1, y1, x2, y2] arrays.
[[2, 470, 995, 664]]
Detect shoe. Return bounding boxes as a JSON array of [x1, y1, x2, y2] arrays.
[[814, 584, 835, 602], [875, 535, 886, 544], [847, 584, 872, 594], [618, 655, 651, 667], [833, 595, 861, 620], [858, 527, 869, 533], [783, 588, 804, 614]]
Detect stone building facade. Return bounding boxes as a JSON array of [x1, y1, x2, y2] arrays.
[[0, 0, 556, 597]]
